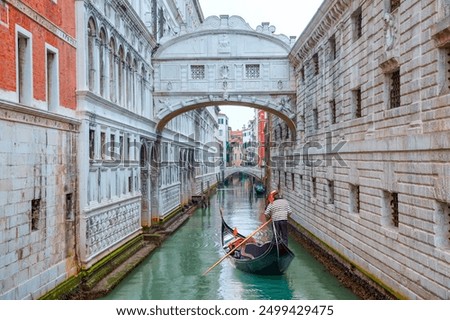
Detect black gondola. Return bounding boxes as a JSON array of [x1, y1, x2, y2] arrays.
[[220, 212, 294, 275]]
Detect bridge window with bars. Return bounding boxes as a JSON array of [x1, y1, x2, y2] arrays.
[[191, 65, 205, 79], [389, 69, 401, 109], [245, 64, 260, 79]]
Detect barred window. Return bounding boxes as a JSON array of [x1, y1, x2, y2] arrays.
[[390, 192, 399, 227], [350, 184, 360, 214], [390, 69, 400, 109], [329, 99, 336, 124], [312, 53, 319, 75], [329, 35, 337, 60], [352, 88, 362, 118], [390, 0, 401, 12], [31, 199, 41, 231], [245, 64, 260, 79], [191, 65, 205, 79], [352, 7, 363, 41]]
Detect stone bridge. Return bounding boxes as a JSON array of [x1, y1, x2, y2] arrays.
[[223, 166, 265, 181], [152, 15, 297, 139]]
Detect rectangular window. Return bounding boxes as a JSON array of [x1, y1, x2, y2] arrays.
[[352, 7, 363, 41], [435, 201, 450, 249], [329, 99, 336, 124], [312, 108, 319, 131], [300, 66, 305, 84], [191, 65, 205, 80], [218, 118, 223, 124], [390, 0, 401, 12], [110, 133, 116, 159], [17, 28, 32, 105], [329, 35, 337, 60], [128, 176, 133, 193], [46, 46, 59, 111], [245, 64, 260, 79], [311, 177, 317, 198], [327, 180, 335, 205], [312, 53, 319, 75], [291, 173, 295, 190], [352, 88, 362, 118], [31, 199, 40, 231], [390, 192, 399, 227], [89, 129, 95, 160], [119, 135, 124, 160], [285, 172, 288, 187], [65, 193, 73, 220], [389, 69, 401, 109], [350, 184, 360, 213], [100, 132, 106, 160]]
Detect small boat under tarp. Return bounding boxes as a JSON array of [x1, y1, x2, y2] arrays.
[[220, 212, 294, 275], [254, 183, 266, 196]]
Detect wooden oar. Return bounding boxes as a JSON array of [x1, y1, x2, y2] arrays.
[[202, 218, 272, 276]]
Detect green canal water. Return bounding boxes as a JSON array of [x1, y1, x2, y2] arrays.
[[102, 177, 358, 300]]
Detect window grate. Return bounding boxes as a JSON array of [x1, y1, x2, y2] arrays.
[[191, 65, 205, 80], [31, 199, 41, 231], [353, 89, 362, 118], [353, 8, 363, 40], [447, 50, 450, 90], [328, 180, 335, 204], [313, 53, 319, 75], [312, 177, 317, 198], [330, 99, 336, 124], [245, 64, 260, 79], [390, 69, 401, 109], [329, 35, 337, 60], [391, 0, 401, 12], [391, 192, 399, 227]]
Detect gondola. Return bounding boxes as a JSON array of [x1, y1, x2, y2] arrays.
[[220, 212, 294, 275]]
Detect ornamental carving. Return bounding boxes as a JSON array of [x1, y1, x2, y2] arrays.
[[383, 12, 397, 51]]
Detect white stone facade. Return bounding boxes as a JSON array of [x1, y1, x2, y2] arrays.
[[274, 0, 450, 299]]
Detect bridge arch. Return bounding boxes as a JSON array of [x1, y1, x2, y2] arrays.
[[152, 14, 297, 140]]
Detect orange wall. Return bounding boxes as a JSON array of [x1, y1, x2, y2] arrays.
[[0, 1, 76, 109]]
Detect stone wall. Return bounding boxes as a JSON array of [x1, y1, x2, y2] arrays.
[[0, 102, 79, 299], [279, 0, 450, 299]]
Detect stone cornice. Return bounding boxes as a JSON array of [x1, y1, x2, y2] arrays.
[[289, 0, 351, 66]]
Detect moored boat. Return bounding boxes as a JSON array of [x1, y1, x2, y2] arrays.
[[220, 211, 294, 275]]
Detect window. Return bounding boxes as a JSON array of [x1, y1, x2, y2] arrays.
[[327, 180, 335, 204], [389, 69, 401, 109], [435, 201, 450, 249], [312, 53, 319, 75], [191, 65, 205, 79], [300, 66, 305, 84], [285, 172, 288, 187], [350, 184, 360, 213], [89, 129, 95, 160], [101, 132, 106, 160], [16, 27, 32, 105], [390, 0, 401, 12], [66, 193, 73, 220], [352, 88, 362, 118], [31, 199, 41, 231], [46, 45, 59, 111], [87, 18, 96, 91], [110, 133, 116, 159], [311, 177, 317, 198], [329, 99, 336, 124], [329, 35, 337, 60], [291, 173, 295, 190], [312, 108, 319, 131], [245, 64, 260, 79], [352, 7, 363, 41], [390, 192, 399, 227], [218, 118, 223, 124]]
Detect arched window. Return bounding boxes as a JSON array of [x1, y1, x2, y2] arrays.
[[99, 28, 107, 97], [87, 18, 97, 91], [132, 58, 137, 111], [141, 65, 147, 115], [109, 37, 116, 102], [118, 46, 124, 105], [126, 52, 132, 108]]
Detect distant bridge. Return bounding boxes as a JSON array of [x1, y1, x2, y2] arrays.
[[223, 166, 265, 181]]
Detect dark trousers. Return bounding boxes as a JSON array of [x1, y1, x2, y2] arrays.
[[273, 220, 288, 245]]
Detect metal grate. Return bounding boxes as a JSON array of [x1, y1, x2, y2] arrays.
[[391, 0, 401, 12], [245, 64, 260, 78], [329, 35, 337, 60], [312, 177, 317, 198], [391, 192, 399, 227], [313, 53, 319, 75], [191, 65, 205, 79], [330, 99, 336, 124], [447, 50, 450, 90], [354, 89, 362, 118], [390, 69, 401, 109], [328, 180, 335, 204], [31, 199, 40, 231], [353, 8, 363, 40]]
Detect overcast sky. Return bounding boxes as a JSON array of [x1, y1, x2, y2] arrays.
[[199, 0, 324, 130]]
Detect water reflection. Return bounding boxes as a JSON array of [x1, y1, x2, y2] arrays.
[[102, 175, 358, 300]]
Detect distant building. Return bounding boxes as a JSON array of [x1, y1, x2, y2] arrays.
[[229, 130, 243, 167], [217, 113, 229, 167]]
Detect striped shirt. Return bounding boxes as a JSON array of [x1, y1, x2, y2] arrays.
[[264, 198, 292, 221]]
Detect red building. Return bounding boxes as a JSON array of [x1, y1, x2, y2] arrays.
[[257, 110, 266, 167], [0, 0, 76, 110]]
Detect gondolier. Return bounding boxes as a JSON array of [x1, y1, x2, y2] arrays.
[[264, 190, 292, 245]]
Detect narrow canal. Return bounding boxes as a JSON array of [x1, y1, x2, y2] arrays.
[[102, 176, 358, 300]]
